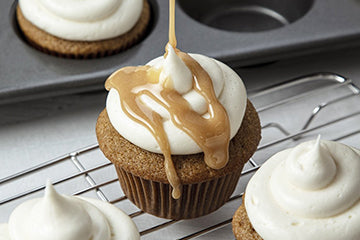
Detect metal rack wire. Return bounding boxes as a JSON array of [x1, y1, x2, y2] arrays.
[[1, 72, 359, 239]]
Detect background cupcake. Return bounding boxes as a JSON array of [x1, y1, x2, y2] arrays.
[[16, 0, 151, 59], [232, 137, 360, 240]]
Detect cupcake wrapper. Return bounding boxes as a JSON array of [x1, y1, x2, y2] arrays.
[[116, 166, 242, 219]]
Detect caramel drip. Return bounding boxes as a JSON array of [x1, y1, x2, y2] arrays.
[[105, 0, 230, 199], [105, 66, 182, 199], [175, 51, 230, 170]]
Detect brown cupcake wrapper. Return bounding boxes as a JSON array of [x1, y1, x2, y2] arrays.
[[115, 166, 242, 220]]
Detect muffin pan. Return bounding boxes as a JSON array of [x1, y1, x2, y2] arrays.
[[1, 72, 360, 239], [2, 0, 360, 103]]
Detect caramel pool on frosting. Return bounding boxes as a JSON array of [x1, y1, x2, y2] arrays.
[[105, 0, 230, 199]]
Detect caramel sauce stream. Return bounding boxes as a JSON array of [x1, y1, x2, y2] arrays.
[[105, 0, 230, 199], [169, 0, 177, 48]]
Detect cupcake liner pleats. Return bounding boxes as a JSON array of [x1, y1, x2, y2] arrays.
[[116, 166, 242, 219]]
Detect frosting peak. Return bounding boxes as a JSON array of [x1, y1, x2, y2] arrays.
[[245, 139, 360, 240], [160, 44, 193, 94], [8, 182, 111, 240], [36, 184, 93, 240], [1, 182, 140, 240], [285, 136, 337, 190]]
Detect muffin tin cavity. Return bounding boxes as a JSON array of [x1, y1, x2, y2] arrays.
[[178, 0, 314, 32]]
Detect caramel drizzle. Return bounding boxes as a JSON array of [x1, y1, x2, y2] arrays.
[[105, 0, 230, 199]]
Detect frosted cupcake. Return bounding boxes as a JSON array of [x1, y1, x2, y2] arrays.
[[96, 43, 261, 219], [0, 182, 139, 240], [96, 0, 261, 219], [16, 0, 151, 58], [232, 137, 360, 240]]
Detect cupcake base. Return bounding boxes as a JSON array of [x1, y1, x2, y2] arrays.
[[96, 100, 261, 219], [16, 0, 151, 59], [232, 195, 263, 240]]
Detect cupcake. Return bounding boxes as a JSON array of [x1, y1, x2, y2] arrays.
[[96, 46, 261, 219], [96, 39, 261, 219], [0, 181, 140, 240], [16, 0, 151, 58], [232, 136, 360, 240], [96, 0, 260, 219]]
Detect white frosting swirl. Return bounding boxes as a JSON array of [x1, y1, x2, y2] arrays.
[[245, 137, 360, 240], [0, 182, 139, 240], [106, 45, 247, 154], [0, 224, 10, 239], [19, 0, 143, 41]]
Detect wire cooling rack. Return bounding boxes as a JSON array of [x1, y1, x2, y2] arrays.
[[1, 72, 360, 239]]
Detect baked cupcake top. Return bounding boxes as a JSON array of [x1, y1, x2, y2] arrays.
[[245, 136, 360, 240], [18, 0, 143, 41], [0, 182, 140, 240]]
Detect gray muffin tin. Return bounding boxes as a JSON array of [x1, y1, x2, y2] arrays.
[[1, 0, 360, 104]]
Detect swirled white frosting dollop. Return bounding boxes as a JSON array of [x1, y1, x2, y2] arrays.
[[245, 137, 360, 240], [19, 0, 143, 41], [106, 45, 247, 154], [0, 182, 140, 240]]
